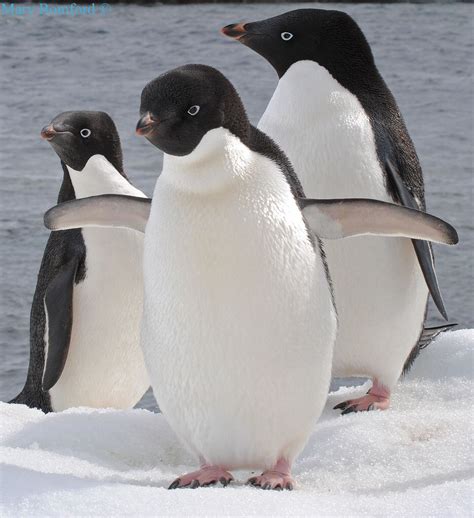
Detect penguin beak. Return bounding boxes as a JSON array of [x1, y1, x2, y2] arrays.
[[41, 124, 72, 141], [136, 112, 159, 137], [40, 125, 57, 141], [221, 23, 248, 40]]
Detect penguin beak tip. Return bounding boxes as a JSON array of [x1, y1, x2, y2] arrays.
[[41, 125, 56, 141], [136, 113, 159, 137], [135, 126, 150, 137], [221, 23, 247, 40]]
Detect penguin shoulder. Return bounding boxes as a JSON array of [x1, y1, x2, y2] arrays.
[[246, 125, 305, 200]]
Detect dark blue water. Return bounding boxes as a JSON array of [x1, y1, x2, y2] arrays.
[[0, 3, 472, 410]]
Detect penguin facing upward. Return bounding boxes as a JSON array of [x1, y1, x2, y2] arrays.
[[10, 111, 149, 412], [43, 65, 457, 488], [222, 10, 456, 412]]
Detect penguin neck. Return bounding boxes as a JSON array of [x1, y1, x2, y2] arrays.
[[160, 127, 253, 195], [58, 162, 77, 203], [276, 61, 353, 115], [66, 155, 141, 199], [273, 61, 389, 119]]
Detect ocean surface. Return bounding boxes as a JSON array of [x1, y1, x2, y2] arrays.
[[0, 3, 472, 411]]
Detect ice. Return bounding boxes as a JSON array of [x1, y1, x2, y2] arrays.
[[1, 330, 472, 517]]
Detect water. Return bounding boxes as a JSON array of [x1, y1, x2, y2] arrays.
[[0, 3, 472, 410]]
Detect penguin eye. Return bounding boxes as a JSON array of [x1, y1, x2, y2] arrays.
[[187, 105, 200, 116], [281, 32, 294, 41], [80, 128, 91, 138]]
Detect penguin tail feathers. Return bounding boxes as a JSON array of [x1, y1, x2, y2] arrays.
[[8, 387, 52, 413], [402, 322, 458, 376]]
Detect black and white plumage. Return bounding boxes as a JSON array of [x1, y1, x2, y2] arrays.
[[43, 66, 456, 488], [223, 10, 458, 404], [11, 111, 149, 412]]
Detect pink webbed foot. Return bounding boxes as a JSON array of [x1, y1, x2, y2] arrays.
[[168, 465, 234, 489], [334, 379, 391, 414], [247, 459, 295, 491]]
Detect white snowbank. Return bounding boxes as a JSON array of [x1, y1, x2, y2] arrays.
[[1, 329, 472, 517]]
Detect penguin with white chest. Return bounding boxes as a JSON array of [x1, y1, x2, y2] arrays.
[[10, 111, 149, 412], [223, 10, 458, 412], [44, 66, 457, 488]]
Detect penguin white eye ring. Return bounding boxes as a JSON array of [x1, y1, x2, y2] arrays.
[[80, 128, 91, 138], [187, 105, 200, 116], [281, 32, 294, 41]]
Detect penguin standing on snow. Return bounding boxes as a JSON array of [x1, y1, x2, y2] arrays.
[[222, 10, 457, 412], [10, 111, 149, 412], [43, 65, 457, 488]]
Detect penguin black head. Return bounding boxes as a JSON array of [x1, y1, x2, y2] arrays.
[[222, 9, 376, 83], [41, 111, 124, 174], [136, 65, 249, 156]]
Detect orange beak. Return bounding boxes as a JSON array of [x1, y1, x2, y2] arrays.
[[221, 23, 247, 40], [136, 112, 159, 136], [40, 125, 57, 140]]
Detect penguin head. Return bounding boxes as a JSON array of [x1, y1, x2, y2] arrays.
[[221, 9, 375, 81], [136, 64, 249, 157], [41, 111, 124, 174]]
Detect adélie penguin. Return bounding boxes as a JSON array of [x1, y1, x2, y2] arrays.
[[222, 10, 459, 412], [43, 66, 457, 489], [10, 111, 149, 412]]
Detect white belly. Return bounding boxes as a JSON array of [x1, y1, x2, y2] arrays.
[[259, 61, 428, 388], [142, 132, 336, 469], [50, 227, 149, 411], [50, 155, 149, 410]]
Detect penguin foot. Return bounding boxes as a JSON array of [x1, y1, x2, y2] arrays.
[[247, 458, 294, 491], [168, 466, 234, 489], [334, 379, 390, 414]]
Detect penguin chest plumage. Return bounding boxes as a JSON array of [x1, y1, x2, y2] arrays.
[[259, 61, 387, 199], [142, 129, 336, 469], [48, 156, 149, 410], [259, 62, 428, 387], [49, 227, 148, 410]]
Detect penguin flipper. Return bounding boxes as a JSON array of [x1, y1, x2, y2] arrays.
[[418, 322, 457, 348], [385, 159, 449, 320], [9, 388, 52, 412], [299, 198, 458, 245], [44, 194, 151, 233], [42, 258, 79, 391], [403, 322, 457, 374]]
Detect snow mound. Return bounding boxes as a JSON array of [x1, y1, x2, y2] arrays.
[[1, 330, 473, 517], [405, 328, 473, 380]]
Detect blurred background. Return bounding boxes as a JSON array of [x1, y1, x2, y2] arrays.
[[0, 3, 472, 410]]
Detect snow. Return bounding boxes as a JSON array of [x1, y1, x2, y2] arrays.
[[1, 329, 473, 517]]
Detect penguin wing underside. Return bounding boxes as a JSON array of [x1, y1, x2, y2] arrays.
[[44, 195, 151, 234], [42, 258, 79, 391], [299, 197, 458, 245], [45, 193, 458, 245], [385, 159, 450, 320]]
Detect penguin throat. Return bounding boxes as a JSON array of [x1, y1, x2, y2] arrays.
[[66, 155, 138, 199], [276, 61, 352, 118], [161, 127, 253, 195]]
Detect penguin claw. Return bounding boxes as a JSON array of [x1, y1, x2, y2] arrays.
[[335, 380, 391, 414], [246, 464, 295, 491], [168, 478, 181, 490], [168, 466, 233, 489], [341, 405, 357, 415]]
